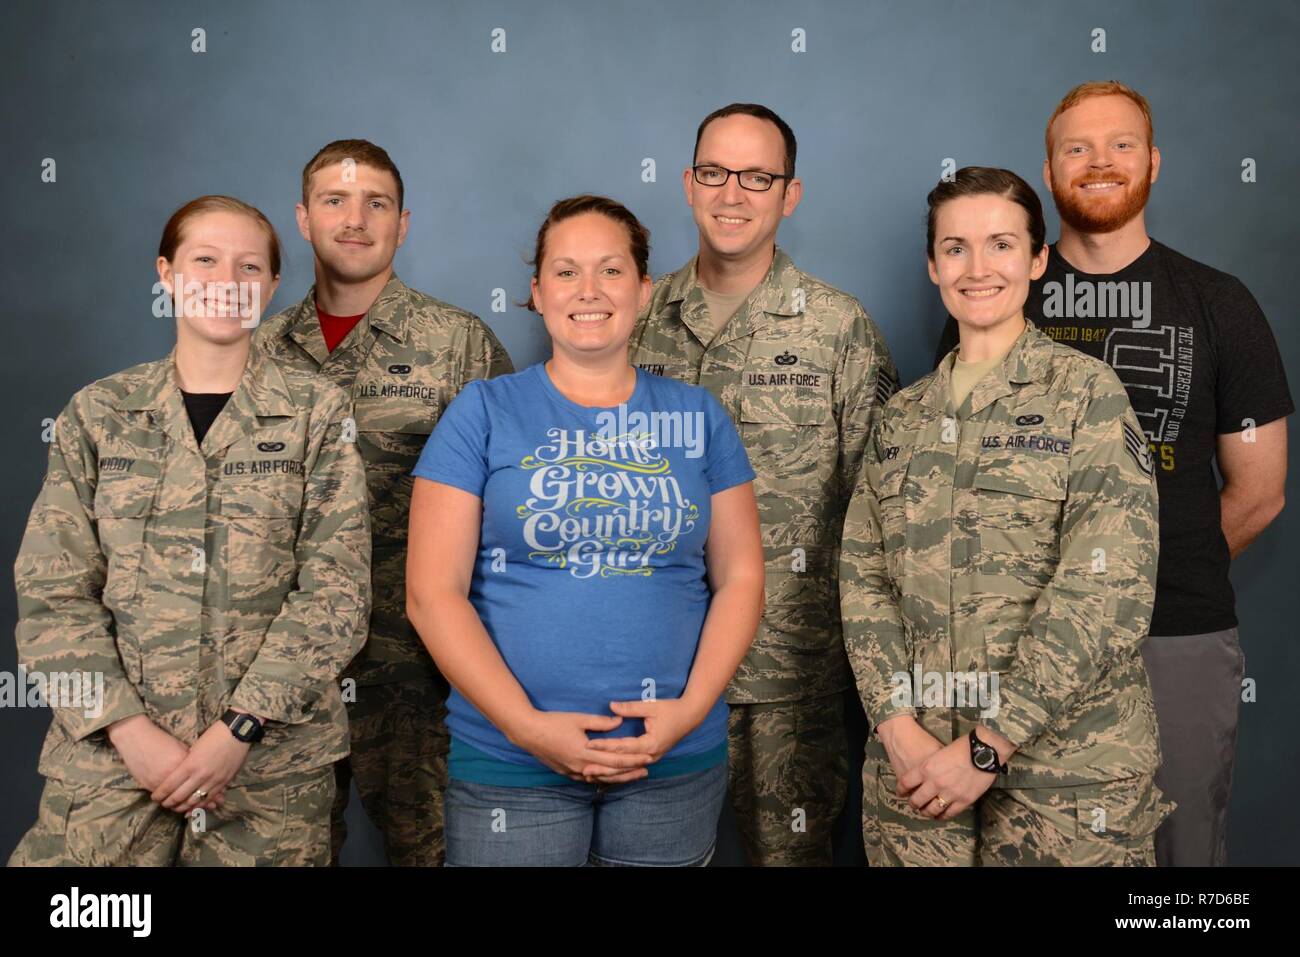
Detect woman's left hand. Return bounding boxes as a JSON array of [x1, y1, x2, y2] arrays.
[[582, 698, 703, 781], [152, 720, 254, 814], [897, 736, 997, 820]]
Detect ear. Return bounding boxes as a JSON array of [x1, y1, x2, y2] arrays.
[[926, 256, 940, 287], [682, 166, 695, 209], [1041, 157, 1053, 193], [1029, 243, 1049, 281], [782, 177, 802, 217], [395, 208, 410, 248], [156, 256, 174, 295], [295, 202, 311, 243], [530, 275, 544, 315], [638, 273, 653, 311], [1148, 145, 1161, 186]]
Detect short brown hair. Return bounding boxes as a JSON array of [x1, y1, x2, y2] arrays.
[[694, 103, 797, 178], [925, 167, 1046, 260], [1045, 81, 1154, 156], [525, 195, 651, 312], [301, 139, 404, 210], [158, 194, 282, 276]]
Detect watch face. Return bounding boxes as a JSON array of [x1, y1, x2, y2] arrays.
[[973, 745, 996, 770], [236, 717, 256, 737]]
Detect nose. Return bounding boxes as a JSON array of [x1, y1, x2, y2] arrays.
[[578, 269, 600, 300], [344, 199, 367, 229], [967, 248, 993, 279], [720, 171, 746, 205]]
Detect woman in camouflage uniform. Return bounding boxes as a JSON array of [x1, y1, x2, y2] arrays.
[[9, 196, 371, 866], [840, 168, 1169, 866]]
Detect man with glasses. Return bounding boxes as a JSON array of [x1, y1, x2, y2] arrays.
[[629, 103, 898, 866]]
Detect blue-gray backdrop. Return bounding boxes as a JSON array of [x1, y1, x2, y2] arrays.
[[2, 0, 1295, 865]]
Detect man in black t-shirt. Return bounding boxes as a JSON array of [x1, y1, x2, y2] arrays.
[[934, 82, 1291, 867]]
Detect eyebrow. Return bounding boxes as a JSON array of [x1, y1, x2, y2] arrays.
[[694, 158, 781, 172], [188, 244, 268, 258], [317, 188, 395, 201], [1060, 130, 1144, 144], [939, 232, 1019, 243], [552, 254, 627, 264]]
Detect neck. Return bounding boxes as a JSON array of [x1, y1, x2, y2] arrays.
[[696, 240, 775, 295], [957, 314, 1026, 363], [545, 348, 636, 407], [1056, 214, 1151, 274], [313, 264, 392, 316], [174, 328, 250, 393]]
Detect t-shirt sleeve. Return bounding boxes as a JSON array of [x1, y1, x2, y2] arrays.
[[411, 378, 491, 497], [701, 390, 755, 494], [1212, 276, 1294, 434]]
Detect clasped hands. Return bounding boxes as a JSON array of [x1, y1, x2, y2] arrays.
[[875, 714, 1014, 821], [510, 698, 704, 785], [107, 710, 263, 817]]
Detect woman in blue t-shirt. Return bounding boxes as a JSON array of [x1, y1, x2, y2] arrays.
[[407, 195, 764, 866]]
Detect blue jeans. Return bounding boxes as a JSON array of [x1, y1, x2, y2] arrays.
[[444, 761, 727, 866]]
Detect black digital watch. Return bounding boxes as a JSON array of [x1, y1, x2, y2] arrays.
[[222, 709, 265, 744], [969, 729, 1008, 775]]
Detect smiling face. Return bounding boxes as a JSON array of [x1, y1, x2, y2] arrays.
[[296, 162, 409, 284], [928, 193, 1048, 334], [529, 212, 651, 365], [1045, 94, 1159, 234], [684, 113, 800, 261], [157, 210, 279, 343]]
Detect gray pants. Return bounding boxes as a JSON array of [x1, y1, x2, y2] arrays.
[[1140, 628, 1244, 867]]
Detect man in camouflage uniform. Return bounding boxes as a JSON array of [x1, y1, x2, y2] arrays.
[[629, 104, 897, 865], [10, 346, 370, 865], [841, 319, 1169, 865], [255, 140, 513, 866]]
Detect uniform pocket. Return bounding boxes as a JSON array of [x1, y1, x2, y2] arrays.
[[221, 487, 299, 604], [973, 449, 1067, 588], [759, 543, 836, 656], [93, 466, 161, 605]]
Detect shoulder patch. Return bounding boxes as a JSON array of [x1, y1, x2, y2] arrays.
[[1122, 421, 1154, 476]]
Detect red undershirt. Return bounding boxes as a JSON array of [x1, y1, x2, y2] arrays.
[[316, 304, 366, 353]]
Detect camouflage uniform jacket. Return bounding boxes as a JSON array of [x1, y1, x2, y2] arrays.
[[841, 320, 1162, 787], [255, 274, 513, 688], [630, 247, 898, 703], [14, 345, 371, 789]]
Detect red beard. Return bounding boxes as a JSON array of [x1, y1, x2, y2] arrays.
[[1053, 168, 1152, 233]]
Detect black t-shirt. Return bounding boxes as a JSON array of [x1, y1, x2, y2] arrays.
[[181, 390, 233, 446], [934, 239, 1293, 636]]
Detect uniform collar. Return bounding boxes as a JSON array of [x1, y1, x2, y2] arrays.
[[922, 319, 1054, 415], [119, 344, 296, 455], [276, 272, 411, 366], [664, 245, 804, 347]]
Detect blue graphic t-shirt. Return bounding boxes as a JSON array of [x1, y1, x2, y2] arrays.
[[411, 362, 755, 779]]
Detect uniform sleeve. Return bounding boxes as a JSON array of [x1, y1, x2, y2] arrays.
[[834, 305, 899, 516], [980, 369, 1159, 748], [702, 390, 754, 494], [230, 389, 372, 723], [458, 314, 515, 387], [839, 420, 915, 728], [411, 379, 491, 497], [1212, 277, 1293, 434], [13, 395, 148, 741]]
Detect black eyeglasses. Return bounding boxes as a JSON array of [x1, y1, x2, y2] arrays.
[[692, 165, 790, 192]]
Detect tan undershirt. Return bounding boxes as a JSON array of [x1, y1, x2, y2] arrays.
[[699, 286, 752, 345], [951, 353, 1004, 412]]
